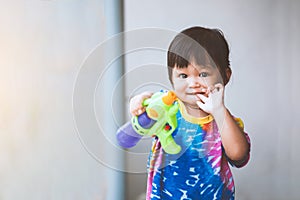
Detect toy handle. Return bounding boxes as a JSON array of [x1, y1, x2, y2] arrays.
[[158, 132, 181, 154]]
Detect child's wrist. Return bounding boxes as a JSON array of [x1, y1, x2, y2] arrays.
[[211, 105, 227, 118]]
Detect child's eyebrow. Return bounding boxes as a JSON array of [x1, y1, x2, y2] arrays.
[[174, 68, 188, 73], [193, 65, 213, 71]]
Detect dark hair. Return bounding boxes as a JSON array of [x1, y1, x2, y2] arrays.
[[167, 26, 231, 84]]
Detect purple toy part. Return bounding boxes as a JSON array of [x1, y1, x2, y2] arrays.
[[116, 112, 155, 148]]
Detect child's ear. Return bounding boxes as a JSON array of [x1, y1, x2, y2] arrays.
[[225, 67, 232, 85]]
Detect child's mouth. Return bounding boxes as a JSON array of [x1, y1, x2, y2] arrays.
[[187, 90, 208, 98], [188, 91, 206, 95]]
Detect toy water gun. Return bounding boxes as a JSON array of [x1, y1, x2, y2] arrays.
[[116, 91, 181, 154]]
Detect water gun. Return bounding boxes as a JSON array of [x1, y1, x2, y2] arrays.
[[116, 90, 181, 154]]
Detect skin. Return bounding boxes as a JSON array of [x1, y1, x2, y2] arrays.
[[129, 91, 153, 116], [171, 63, 222, 118], [130, 63, 250, 166]]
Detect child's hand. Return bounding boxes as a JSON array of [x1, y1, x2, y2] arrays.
[[129, 91, 153, 116], [196, 83, 225, 115]]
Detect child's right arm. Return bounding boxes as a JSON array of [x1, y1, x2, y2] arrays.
[[129, 91, 153, 116]]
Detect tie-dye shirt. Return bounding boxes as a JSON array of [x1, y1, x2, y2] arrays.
[[146, 100, 250, 200]]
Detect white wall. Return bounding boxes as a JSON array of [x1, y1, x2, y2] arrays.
[[124, 0, 300, 199]]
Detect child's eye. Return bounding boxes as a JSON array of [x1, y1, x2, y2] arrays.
[[179, 73, 188, 79], [199, 72, 208, 77]]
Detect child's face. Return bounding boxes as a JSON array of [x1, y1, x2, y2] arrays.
[[171, 63, 223, 107]]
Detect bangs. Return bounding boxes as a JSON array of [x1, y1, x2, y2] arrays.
[[167, 34, 216, 69]]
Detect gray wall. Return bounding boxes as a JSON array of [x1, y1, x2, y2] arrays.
[[1, 0, 299, 200], [0, 0, 118, 199], [124, 0, 300, 199]]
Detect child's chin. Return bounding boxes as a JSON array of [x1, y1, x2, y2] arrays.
[[180, 95, 200, 105], [189, 95, 200, 103], [183, 100, 199, 108]]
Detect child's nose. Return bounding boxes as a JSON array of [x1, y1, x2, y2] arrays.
[[189, 76, 202, 88]]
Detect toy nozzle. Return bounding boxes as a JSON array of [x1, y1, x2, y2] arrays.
[[162, 91, 177, 105]]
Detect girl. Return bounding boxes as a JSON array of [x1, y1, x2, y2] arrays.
[[129, 26, 250, 200]]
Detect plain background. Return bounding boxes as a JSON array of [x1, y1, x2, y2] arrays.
[[124, 0, 300, 200], [0, 0, 299, 200]]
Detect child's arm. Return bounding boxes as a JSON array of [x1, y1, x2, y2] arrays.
[[196, 83, 250, 166], [129, 91, 153, 116], [213, 108, 250, 167]]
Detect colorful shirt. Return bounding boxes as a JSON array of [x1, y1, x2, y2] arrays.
[[146, 100, 250, 200]]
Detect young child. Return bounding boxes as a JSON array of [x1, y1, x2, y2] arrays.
[[129, 26, 250, 200]]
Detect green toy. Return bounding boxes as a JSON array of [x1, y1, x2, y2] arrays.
[[131, 91, 181, 154]]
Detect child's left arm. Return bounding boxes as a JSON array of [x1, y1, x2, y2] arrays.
[[196, 83, 250, 166]]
